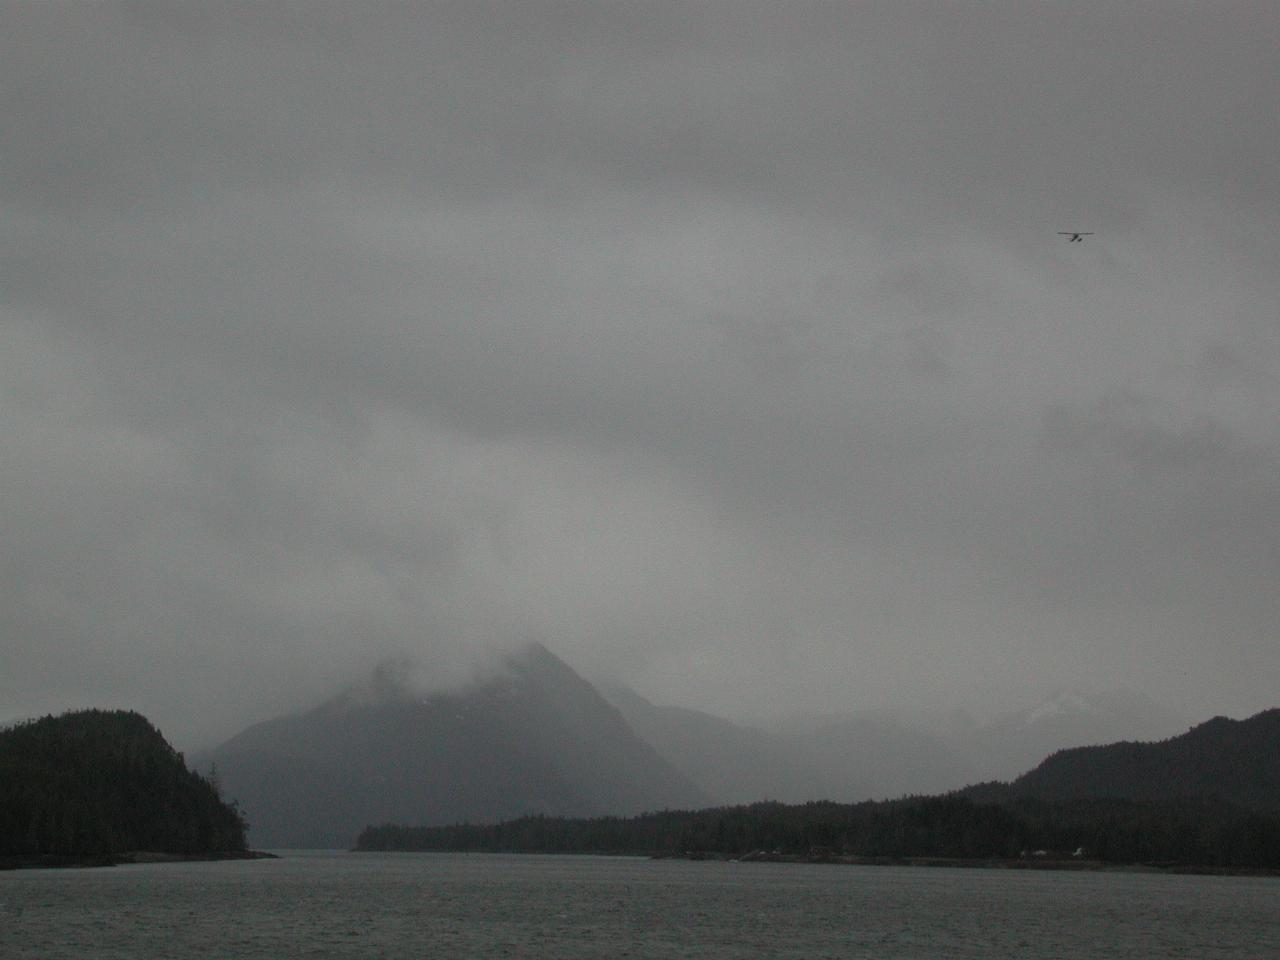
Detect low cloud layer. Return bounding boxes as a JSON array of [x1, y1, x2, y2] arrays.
[[3, 2, 1278, 748]]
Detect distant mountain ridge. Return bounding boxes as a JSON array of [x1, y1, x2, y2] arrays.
[[601, 683, 1190, 804], [357, 707, 1280, 870], [199, 644, 708, 847], [1009, 708, 1280, 811], [598, 683, 840, 804], [200, 641, 1262, 848], [962, 688, 1190, 783]]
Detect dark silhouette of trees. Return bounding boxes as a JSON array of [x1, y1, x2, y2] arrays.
[[1011, 709, 1280, 812], [0, 709, 248, 859], [356, 793, 1280, 869]]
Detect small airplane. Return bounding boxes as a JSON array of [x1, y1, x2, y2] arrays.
[[1058, 232, 1093, 242]]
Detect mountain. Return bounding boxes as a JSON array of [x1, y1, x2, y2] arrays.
[[604, 686, 1185, 805], [602, 686, 974, 803], [0, 709, 247, 862], [784, 713, 973, 799], [963, 689, 1190, 783], [358, 706, 1280, 870], [1010, 708, 1280, 811], [599, 684, 836, 804], [198, 644, 709, 848]]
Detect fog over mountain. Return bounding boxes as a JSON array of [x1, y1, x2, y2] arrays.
[[197, 644, 708, 847], [3, 3, 1278, 750], [603, 678, 1190, 803], [199, 644, 1195, 847]]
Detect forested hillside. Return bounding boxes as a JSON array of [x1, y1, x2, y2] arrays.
[[1011, 709, 1280, 810], [0, 709, 247, 862], [357, 794, 1280, 870]]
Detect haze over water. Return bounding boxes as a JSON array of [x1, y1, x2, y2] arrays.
[[4, 853, 1277, 959]]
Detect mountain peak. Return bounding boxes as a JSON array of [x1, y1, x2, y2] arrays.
[[1022, 690, 1097, 724], [503, 640, 581, 682], [333, 643, 566, 708], [200, 642, 708, 846], [504, 639, 558, 668]]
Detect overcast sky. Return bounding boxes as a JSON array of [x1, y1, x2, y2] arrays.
[[3, 1, 1278, 749]]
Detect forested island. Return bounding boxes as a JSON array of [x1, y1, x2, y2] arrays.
[[0, 709, 258, 869], [357, 794, 1280, 872]]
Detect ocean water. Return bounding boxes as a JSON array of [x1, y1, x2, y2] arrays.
[[2, 851, 1277, 959]]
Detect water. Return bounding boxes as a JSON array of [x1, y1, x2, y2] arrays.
[[2, 851, 1277, 959]]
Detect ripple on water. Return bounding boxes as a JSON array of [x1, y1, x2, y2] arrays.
[[2, 853, 1277, 959]]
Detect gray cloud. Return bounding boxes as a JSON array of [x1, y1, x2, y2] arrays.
[[3, 2, 1278, 747]]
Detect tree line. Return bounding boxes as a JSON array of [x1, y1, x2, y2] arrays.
[[357, 793, 1280, 869]]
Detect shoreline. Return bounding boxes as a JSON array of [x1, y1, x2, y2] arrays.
[[352, 847, 1280, 877], [653, 850, 1280, 877], [0, 850, 278, 871]]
